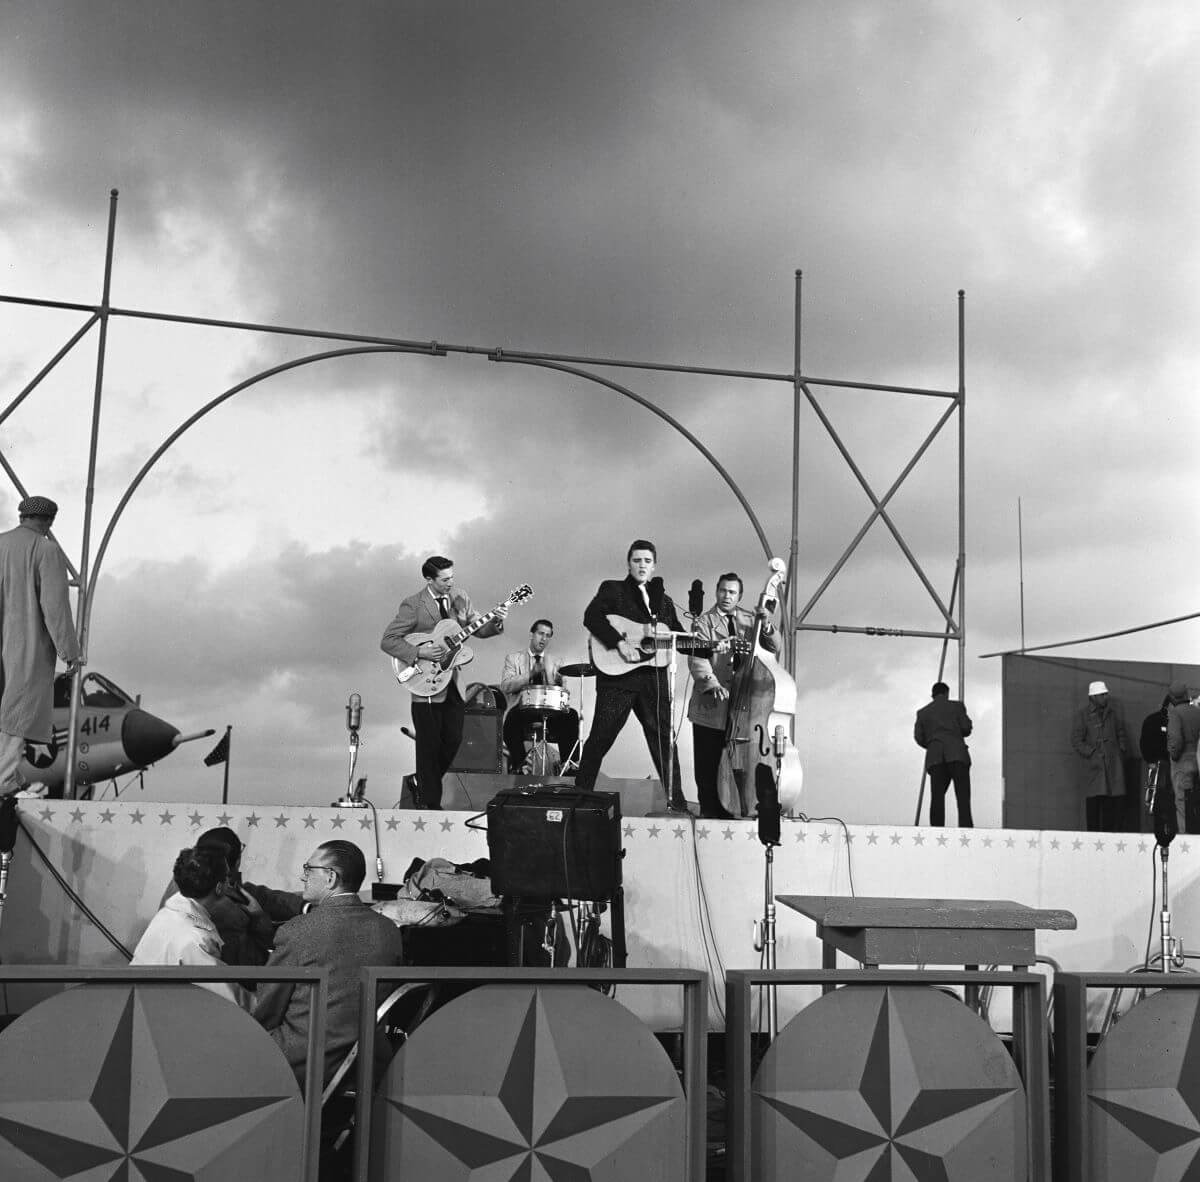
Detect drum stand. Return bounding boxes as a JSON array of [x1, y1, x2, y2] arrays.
[[560, 674, 589, 773], [527, 715, 554, 777]]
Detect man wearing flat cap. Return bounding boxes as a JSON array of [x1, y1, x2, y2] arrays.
[[1070, 679, 1129, 831], [1167, 682, 1200, 835], [0, 497, 81, 794]]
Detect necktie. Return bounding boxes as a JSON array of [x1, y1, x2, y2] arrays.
[[438, 596, 451, 620], [531, 655, 544, 686], [727, 614, 742, 671]]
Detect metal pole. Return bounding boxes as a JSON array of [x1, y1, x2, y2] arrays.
[[787, 270, 802, 677], [957, 290, 966, 697], [221, 726, 232, 806], [65, 189, 119, 800], [1018, 498, 1026, 652]]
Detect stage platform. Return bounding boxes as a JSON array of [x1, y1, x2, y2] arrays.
[[3, 790, 1193, 1033]]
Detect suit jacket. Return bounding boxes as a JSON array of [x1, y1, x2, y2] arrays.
[[914, 695, 973, 769], [686, 605, 778, 730], [500, 649, 563, 695], [380, 585, 502, 703], [254, 893, 404, 1087], [1168, 702, 1200, 767], [584, 576, 682, 684]]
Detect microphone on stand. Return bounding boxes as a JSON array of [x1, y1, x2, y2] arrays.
[[687, 579, 704, 617], [346, 692, 362, 732]]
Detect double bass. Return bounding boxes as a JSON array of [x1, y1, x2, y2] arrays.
[[718, 559, 803, 821]]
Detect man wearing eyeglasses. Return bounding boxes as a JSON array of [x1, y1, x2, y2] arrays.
[[254, 840, 404, 1088]]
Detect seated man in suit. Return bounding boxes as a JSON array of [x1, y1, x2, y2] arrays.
[[254, 840, 404, 1089], [132, 846, 248, 1009], [500, 618, 580, 772]]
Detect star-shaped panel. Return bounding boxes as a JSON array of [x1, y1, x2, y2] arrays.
[[0, 984, 304, 1180], [1088, 988, 1200, 1178], [371, 983, 685, 1180], [752, 984, 1025, 1180]]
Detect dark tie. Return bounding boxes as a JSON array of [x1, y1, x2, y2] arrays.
[[727, 615, 742, 671], [530, 655, 545, 686], [438, 596, 451, 620]]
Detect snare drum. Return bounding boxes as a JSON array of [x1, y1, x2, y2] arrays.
[[518, 685, 571, 714]]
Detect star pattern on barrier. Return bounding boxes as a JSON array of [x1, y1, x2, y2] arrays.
[[1116, 840, 1127, 852], [439, 818, 454, 832], [1027, 836, 1039, 849], [746, 827, 758, 840], [0, 990, 292, 1178], [187, 811, 204, 828], [1050, 839, 1061, 850], [820, 831, 832, 844], [157, 810, 173, 826], [697, 826, 710, 840], [129, 810, 144, 825], [303, 814, 318, 829], [216, 813, 233, 827], [38, 807, 54, 823], [890, 833, 902, 845], [866, 833, 879, 846], [385, 816, 400, 831], [623, 824, 635, 838], [1139, 843, 1149, 855], [245, 813, 261, 828], [359, 815, 373, 830], [273, 814, 289, 829], [723, 827, 734, 840], [912, 833, 925, 846], [1094, 840, 1105, 852], [70, 808, 85, 824], [413, 818, 427, 831], [330, 815, 345, 829], [982, 836, 993, 848], [936, 834, 948, 847], [1090, 993, 1200, 1166], [1184, 842, 1193, 855], [673, 826, 686, 840], [1072, 839, 1083, 851], [99, 810, 115, 824], [958, 834, 970, 848], [385, 989, 673, 1178], [1005, 836, 1015, 848], [647, 825, 661, 839], [759, 989, 1016, 1177]]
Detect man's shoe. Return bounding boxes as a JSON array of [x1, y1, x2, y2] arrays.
[[700, 806, 735, 821], [667, 798, 692, 816]]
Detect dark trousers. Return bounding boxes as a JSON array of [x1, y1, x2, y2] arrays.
[[575, 669, 683, 805], [1085, 794, 1124, 833], [692, 723, 735, 815], [929, 760, 973, 827], [411, 683, 465, 808], [503, 707, 581, 771]]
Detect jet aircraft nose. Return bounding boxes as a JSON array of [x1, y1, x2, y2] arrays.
[[121, 709, 181, 768]]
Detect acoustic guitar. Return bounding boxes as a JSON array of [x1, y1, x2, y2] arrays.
[[588, 614, 750, 678], [392, 584, 534, 697]]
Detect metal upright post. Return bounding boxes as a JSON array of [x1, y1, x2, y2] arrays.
[[787, 270, 802, 678], [65, 189, 119, 799], [957, 290, 966, 697]]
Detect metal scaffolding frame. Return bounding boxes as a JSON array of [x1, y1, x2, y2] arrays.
[[0, 191, 966, 798]]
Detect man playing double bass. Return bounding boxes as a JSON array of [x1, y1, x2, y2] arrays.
[[575, 540, 687, 811], [686, 573, 778, 819]]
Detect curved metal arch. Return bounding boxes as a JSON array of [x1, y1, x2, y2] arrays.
[[491, 354, 776, 563], [85, 344, 438, 616]]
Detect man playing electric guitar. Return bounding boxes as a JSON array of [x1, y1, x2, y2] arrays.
[[575, 539, 688, 811], [380, 556, 508, 808]]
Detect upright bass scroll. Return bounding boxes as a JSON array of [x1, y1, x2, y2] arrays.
[[720, 558, 803, 820]]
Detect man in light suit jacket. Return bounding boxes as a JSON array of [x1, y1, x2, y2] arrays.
[[686, 573, 777, 818], [914, 681, 974, 827], [499, 619, 580, 771], [381, 555, 507, 808], [255, 841, 404, 1090]]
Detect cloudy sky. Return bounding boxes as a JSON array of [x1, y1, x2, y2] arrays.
[[1, 1, 1198, 824]]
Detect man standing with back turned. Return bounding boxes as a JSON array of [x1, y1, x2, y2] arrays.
[[914, 680, 974, 827], [0, 496, 81, 795]]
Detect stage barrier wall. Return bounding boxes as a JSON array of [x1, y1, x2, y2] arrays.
[[3, 797, 1195, 1031]]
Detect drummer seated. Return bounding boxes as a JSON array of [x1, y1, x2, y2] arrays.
[[500, 619, 580, 772]]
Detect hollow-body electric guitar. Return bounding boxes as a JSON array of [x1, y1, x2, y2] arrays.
[[588, 614, 751, 678], [391, 584, 534, 697]]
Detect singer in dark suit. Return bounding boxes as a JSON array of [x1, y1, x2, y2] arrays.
[[686, 573, 777, 818], [575, 540, 686, 810], [914, 681, 974, 827], [255, 841, 404, 1089], [380, 556, 506, 808]]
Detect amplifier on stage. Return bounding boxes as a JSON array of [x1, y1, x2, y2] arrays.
[[486, 787, 623, 901]]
